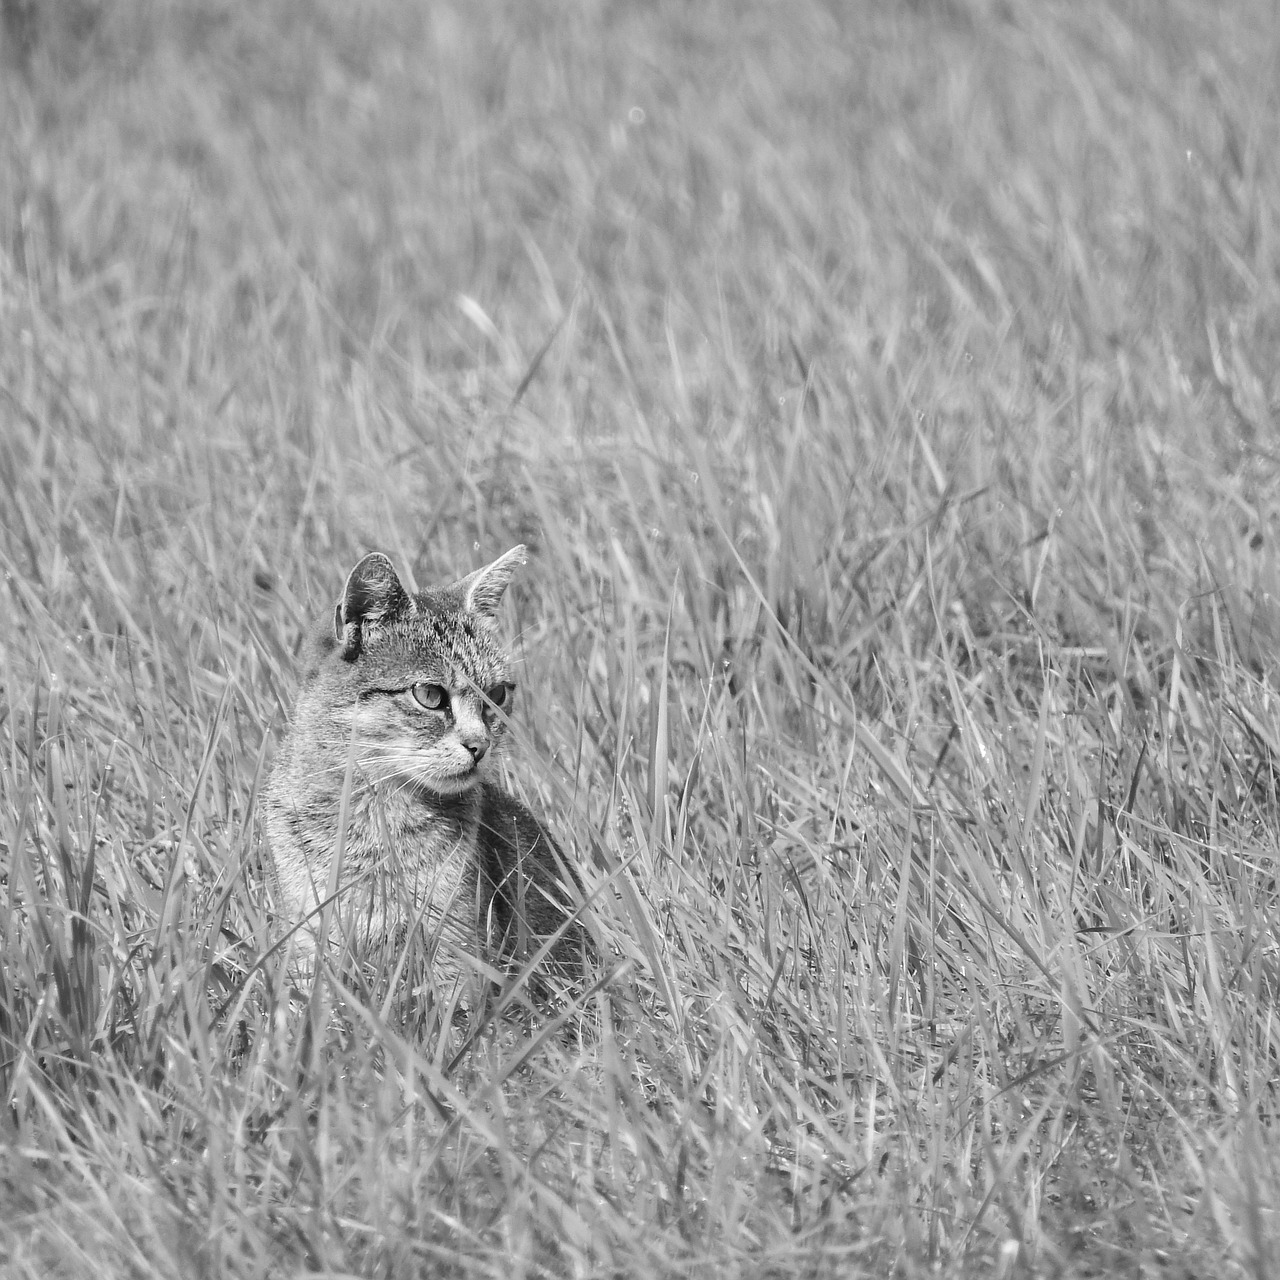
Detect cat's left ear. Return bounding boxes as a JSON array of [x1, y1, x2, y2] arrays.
[[455, 545, 527, 622]]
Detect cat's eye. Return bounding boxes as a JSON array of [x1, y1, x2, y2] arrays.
[[486, 683, 509, 709], [411, 683, 448, 711]]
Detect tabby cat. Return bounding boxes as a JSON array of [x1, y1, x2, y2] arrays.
[[263, 546, 586, 1000]]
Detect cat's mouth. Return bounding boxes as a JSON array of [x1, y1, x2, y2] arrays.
[[424, 761, 484, 793]]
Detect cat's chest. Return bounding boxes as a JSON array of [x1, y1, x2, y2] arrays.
[[343, 786, 477, 877]]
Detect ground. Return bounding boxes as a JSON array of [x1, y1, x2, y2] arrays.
[[1, 1, 1279, 1276]]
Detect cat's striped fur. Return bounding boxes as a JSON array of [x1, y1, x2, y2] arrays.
[[263, 546, 587, 999]]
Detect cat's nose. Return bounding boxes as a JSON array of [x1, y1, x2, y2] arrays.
[[463, 738, 488, 764]]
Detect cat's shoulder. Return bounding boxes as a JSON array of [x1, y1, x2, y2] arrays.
[[478, 781, 558, 856]]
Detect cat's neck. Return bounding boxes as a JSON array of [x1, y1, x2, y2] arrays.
[[350, 774, 482, 831]]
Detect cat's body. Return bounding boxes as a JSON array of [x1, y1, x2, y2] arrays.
[[263, 546, 586, 998]]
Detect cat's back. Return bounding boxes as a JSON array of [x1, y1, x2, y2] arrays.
[[261, 620, 348, 891]]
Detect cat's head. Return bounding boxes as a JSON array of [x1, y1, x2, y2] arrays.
[[306, 546, 526, 797]]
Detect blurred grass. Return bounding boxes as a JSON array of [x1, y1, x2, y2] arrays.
[[2, 0, 1280, 1275]]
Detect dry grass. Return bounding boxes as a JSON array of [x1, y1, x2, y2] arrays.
[[3, 0, 1280, 1275]]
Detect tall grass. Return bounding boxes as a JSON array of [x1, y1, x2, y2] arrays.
[[2, 0, 1279, 1275]]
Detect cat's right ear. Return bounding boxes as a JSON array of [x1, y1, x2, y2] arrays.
[[454, 544, 528, 621], [335, 552, 409, 659]]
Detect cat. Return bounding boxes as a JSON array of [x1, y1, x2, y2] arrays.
[[263, 545, 587, 1004]]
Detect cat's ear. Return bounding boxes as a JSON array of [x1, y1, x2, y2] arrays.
[[335, 552, 409, 659], [454, 545, 527, 622]]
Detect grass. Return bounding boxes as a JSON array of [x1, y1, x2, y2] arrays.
[[2, 0, 1280, 1274]]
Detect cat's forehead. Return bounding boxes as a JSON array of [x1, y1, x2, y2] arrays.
[[377, 600, 509, 680]]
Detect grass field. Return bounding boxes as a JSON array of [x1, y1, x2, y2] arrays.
[[3, 1, 1280, 1275]]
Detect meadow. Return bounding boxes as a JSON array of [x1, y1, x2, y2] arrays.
[[2, 1, 1280, 1275]]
